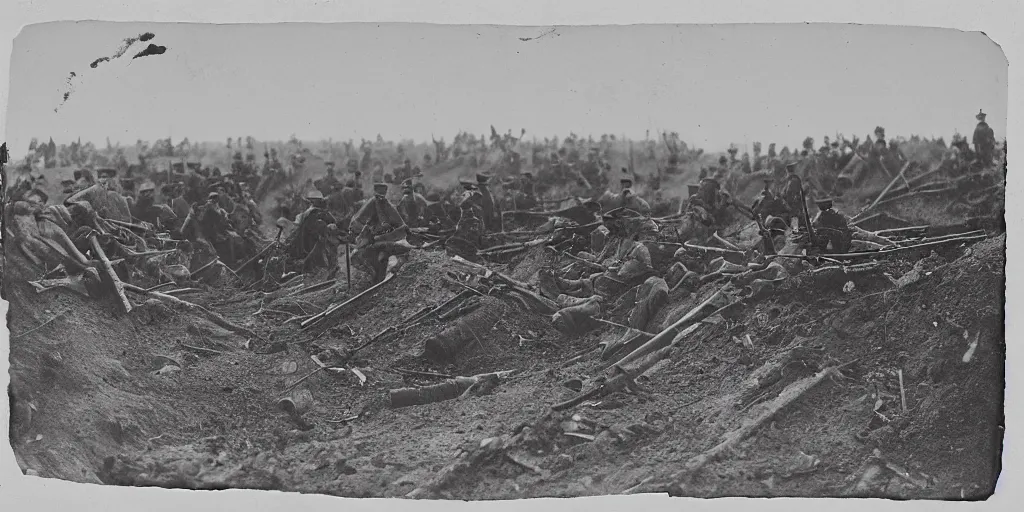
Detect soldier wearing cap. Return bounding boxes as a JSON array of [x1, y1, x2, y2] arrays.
[[780, 162, 806, 231], [624, 176, 652, 215], [474, 173, 501, 232], [338, 180, 361, 218], [73, 169, 95, 192], [284, 189, 339, 271], [740, 153, 752, 175], [96, 167, 117, 184], [809, 197, 894, 253], [8, 187, 95, 272], [324, 182, 346, 219], [312, 164, 332, 195], [540, 209, 656, 299], [129, 181, 162, 227], [450, 194, 485, 259], [211, 183, 235, 212], [516, 172, 537, 210], [60, 178, 76, 198], [188, 190, 241, 264], [295, 189, 328, 224], [713, 154, 734, 185], [422, 192, 452, 230], [973, 109, 996, 166], [696, 174, 722, 212], [397, 178, 429, 228], [756, 215, 790, 256], [678, 182, 713, 224], [65, 167, 132, 223], [751, 178, 790, 224], [25, 188, 49, 206], [807, 196, 854, 253], [169, 182, 191, 222], [349, 182, 410, 282], [579, 200, 612, 254]]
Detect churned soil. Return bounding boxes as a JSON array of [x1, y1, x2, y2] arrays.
[[5, 224, 1004, 500]]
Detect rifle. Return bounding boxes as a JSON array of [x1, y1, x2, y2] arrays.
[[344, 235, 352, 291]]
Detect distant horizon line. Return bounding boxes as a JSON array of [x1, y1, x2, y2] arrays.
[[12, 128, 997, 158]]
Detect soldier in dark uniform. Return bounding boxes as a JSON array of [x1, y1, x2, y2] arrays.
[[60, 179, 76, 201], [349, 182, 410, 282], [809, 197, 851, 253], [423, 192, 452, 230], [338, 180, 361, 218], [395, 158, 413, 183], [130, 181, 162, 227], [781, 162, 807, 231], [973, 109, 996, 166], [65, 167, 132, 223], [195, 191, 242, 265], [619, 176, 651, 215], [326, 182, 347, 219], [288, 189, 339, 273], [750, 178, 790, 224], [686, 184, 701, 201], [73, 169, 94, 192], [678, 183, 713, 228], [169, 183, 191, 224], [475, 173, 500, 232], [696, 175, 722, 214], [449, 194, 485, 261], [317, 162, 340, 195], [397, 178, 428, 228], [518, 172, 537, 210]]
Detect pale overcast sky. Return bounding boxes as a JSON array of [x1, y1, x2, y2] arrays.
[[5, 21, 1007, 157]]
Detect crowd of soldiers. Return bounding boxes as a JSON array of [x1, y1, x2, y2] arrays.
[[4, 109, 1001, 309]]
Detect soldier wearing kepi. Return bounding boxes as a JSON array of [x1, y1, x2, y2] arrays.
[[750, 178, 791, 225], [397, 178, 429, 228], [129, 181, 164, 228], [475, 172, 501, 232], [285, 190, 340, 274], [449, 192, 485, 261], [540, 210, 657, 299], [65, 167, 132, 223], [780, 162, 807, 231], [809, 196, 894, 254], [60, 179, 76, 201], [349, 182, 410, 282], [169, 182, 192, 223], [195, 191, 243, 265], [617, 175, 651, 215], [973, 109, 996, 166], [316, 161, 340, 195], [696, 173, 722, 213]]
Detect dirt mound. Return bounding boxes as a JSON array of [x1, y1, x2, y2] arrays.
[[5, 246, 592, 494], [5, 219, 1004, 500]]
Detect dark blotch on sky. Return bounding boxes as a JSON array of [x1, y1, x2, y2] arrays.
[[139, 32, 155, 42], [90, 57, 110, 69], [132, 44, 168, 59]]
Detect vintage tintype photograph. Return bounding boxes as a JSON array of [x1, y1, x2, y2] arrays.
[[1, 21, 1006, 501]]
